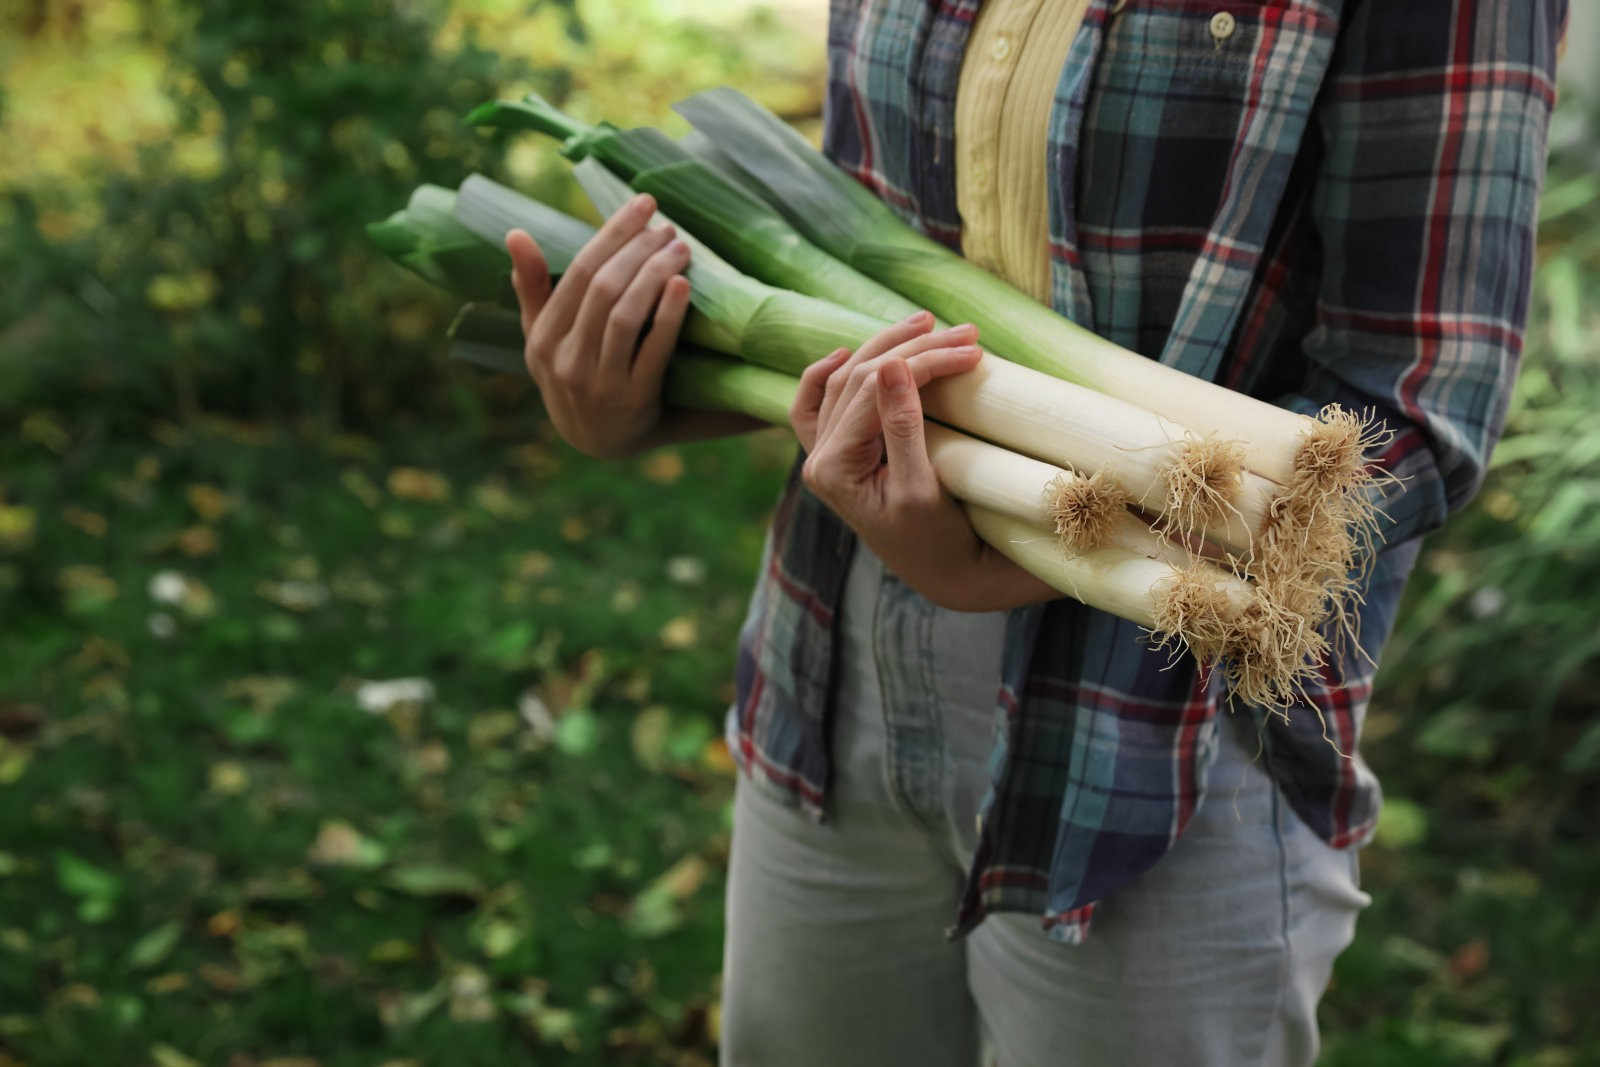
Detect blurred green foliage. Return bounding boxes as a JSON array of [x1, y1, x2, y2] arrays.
[[0, 1, 1596, 1064]]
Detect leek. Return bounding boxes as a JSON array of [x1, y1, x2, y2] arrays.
[[673, 87, 1340, 490], [374, 182, 1320, 705], [467, 96, 922, 324]]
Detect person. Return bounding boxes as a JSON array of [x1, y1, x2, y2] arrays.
[[503, 1, 1567, 1062]]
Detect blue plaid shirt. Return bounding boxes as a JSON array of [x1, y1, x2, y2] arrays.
[[729, 0, 1565, 943]]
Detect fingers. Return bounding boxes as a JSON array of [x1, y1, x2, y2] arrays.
[[632, 274, 694, 399], [901, 339, 982, 387], [790, 347, 851, 452], [506, 230, 551, 340], [542, 193, 658, 340], [597, 234, 691, 379], [820, 316, 964, 431], [874, 359, 936, 490], [564, 224, 676, 376], [817, 311, 932, 429]]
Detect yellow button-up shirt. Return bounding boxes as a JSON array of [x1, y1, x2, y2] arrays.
[[955, 0, 1091, 303]]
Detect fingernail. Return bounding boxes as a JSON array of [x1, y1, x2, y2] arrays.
[[880, 360, 911, 394], [902, 310, 930, 325], [669, 239, 689, 256]]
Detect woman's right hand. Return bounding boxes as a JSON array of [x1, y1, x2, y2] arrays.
[[505, 192, 692, 459]]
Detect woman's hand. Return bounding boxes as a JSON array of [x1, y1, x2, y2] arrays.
[[792, 316, 1058, 613], [506, 193, 691, 459]]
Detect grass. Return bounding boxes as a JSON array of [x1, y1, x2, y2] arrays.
[[1, 399, 1596, 1065]]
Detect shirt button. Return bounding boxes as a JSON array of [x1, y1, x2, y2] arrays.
[[1209, 11, 1236, 42], [989, 33, 1014, 62], [970, 161, 993, 193]]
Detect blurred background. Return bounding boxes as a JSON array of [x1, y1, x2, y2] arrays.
[[0, 2, 1595, 1064]]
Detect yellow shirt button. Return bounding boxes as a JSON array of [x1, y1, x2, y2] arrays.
[[990, 33, 1014, 62], [1210, 10, 1236, 42], [970, 161, 993, 193]]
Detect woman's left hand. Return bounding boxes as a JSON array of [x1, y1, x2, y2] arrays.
[[793, 328, 1057, 613]]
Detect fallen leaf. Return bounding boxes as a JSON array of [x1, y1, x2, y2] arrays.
[[660, 616, 699, 650], [611, 582, 641, 613], [385, 864, 482, 898], [514, 551, 553, 579], [341, 468, 382, 508], [666, 556, 706, 584], [306, 821, 387, 868], [472, 480, 529, 519], [256, 579, 328, 612], [631, 706, 672, 772], [0, 506, 36, 552], [560, 516, 588, 542], [126, 920, 184, 970], [1449, 938, 1491, 982], [185, 484, 231, 521], [222, 676, 299, 715], [641, 450, 684, 484], [701, 737, 737, 777], [356, 678, 434, 714], [150, 1044, 202, 1067], [58, 565, 118, 613], [209, 761, 250, 795], [368, 939, 416, 964], [388, 467, 451, 502], [62, 506, 107, 537], [176, 525, 218, 557], [410, 741, 451, 776], [207, 910, 241, 937], [146, 972, 190, 995]]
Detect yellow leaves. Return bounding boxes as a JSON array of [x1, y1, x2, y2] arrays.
[[641, 449, 685, 485], [659, 615, 699, 650], [184, 483, 231, 522], [0, 506, 36, 552], [21, 412, 70, 453], [62, 506, 107, 537], [387, 467, 452, 502], [58, 564, 117, 613], [207, 909, 242, 938], [306, 820, 387, 869], [145, 972, 190, 995], [150, 1044, 202, 1067], [341, 469, 383, 508], [471, 479, 530, 520], [208, 761, 250, 796], [514, 550, 553, 580], [409, 741, 451, 777], [175, 525, 219, 557], [368, 939, 417, 964], [0, 739, 31, 786], [224, 675, 299, 716], [560, 516, 589, 542], [145, 270, 218, 312], [221, 56, 251, 88], [700, 737, 737, 777]]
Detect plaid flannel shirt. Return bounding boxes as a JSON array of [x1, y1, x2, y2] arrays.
[[729, 0, 1565, 943]]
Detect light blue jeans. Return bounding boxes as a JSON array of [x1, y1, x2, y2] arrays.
[[720, 548, 1369, 1066]]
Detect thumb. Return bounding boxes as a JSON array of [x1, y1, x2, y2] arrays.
[[875, 359, 934, 484]]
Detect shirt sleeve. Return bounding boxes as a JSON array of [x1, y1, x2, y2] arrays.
[[1278, 0, 1567, 546]]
